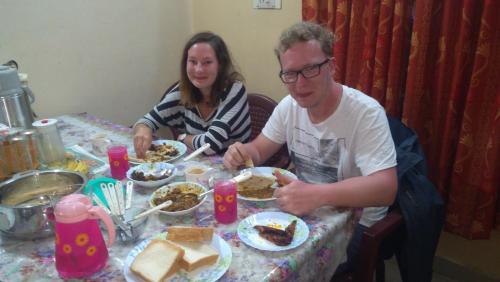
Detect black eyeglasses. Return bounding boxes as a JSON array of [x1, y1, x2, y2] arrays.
[[279, 58, 331, 84]]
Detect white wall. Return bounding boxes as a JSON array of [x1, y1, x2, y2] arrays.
[[1, 0, 192, 126], [192, 1, 301, 102], [1, 1, 302, 126]]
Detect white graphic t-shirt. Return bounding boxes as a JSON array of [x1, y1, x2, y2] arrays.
[[262, 85, 397, 227]]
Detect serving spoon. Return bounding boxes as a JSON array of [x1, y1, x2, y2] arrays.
[[128, 200, 173, 222], [199, 171, 253, 198]]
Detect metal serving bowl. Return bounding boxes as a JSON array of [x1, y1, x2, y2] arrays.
[[0, 169, 87, 239]]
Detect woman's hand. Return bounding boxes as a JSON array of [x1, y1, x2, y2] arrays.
[[133, 124, 153, 159]]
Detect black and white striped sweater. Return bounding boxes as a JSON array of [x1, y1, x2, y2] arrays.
[[136, 81, 251, 154]]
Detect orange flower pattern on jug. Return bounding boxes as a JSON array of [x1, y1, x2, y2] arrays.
[[56, 231, 100, 257]]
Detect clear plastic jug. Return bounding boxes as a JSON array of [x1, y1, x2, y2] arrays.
[[32, 118, 65, 164]]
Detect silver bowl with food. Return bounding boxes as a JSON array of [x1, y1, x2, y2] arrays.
[[0, 169, 87, 239]]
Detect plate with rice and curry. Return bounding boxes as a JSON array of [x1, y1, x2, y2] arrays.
[[129, 140, 187, 165], [236, 167, 297, 202]]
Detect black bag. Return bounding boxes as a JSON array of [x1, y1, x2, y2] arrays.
[[387, 115, 445, 282]]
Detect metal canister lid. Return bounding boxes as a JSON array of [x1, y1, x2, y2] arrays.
[[8, 135, 27, 142], [1, 127, 22, 137], [19, 129, 39, 138]]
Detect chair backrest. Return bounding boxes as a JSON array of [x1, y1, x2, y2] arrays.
[[247, 93, 290, 169]]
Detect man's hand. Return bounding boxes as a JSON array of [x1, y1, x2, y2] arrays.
[[273, 180, 322, 216], [223, 142, 253, 170], [133, 124, 153, 159], [273, 170, 293, 186], [274, 180, 321, 216]]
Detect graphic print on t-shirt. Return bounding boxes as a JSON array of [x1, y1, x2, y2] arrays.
[[290, 127, 345, 183]]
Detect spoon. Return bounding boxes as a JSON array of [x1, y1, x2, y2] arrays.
[[200, 171, 253, 198], [182, 143, 211, 162], [111, 214, 133, 238], [128, 200, 173, 222], [150, 167, 175, 179]]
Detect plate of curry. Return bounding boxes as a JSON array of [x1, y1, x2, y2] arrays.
[[237, 167, 297, 202]]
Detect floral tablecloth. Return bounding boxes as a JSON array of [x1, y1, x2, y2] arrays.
[[0, 113, 355, 282]]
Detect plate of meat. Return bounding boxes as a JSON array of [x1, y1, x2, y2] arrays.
[[129, 140, 187, 165], [237, 211, 309, 251]]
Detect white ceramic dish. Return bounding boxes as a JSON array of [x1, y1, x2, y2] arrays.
[[237, 211, 309, 251], [149, 181, 208, 216], [237, 167, 298, 202], [129, 140, 187, 165], [123, 232, 232, 282], [126, 162, 177, 188]]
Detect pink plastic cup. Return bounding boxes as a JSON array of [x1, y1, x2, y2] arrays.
[[213, 180, 237, 224], [107, 145, 129, 180]]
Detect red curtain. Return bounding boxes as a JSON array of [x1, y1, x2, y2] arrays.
[[303, 0, 413, 116], [303, 0, 500, 239]]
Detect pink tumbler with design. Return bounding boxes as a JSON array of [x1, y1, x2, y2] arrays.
[[54, 194, 115, 279], [213, 180, 237, 224], [107, 145, 129, 180]]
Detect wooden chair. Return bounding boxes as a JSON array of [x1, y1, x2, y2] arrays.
[[247, 93, 290, 169], [332, 209, 404, 282]]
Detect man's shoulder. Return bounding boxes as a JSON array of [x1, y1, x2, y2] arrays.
[[277, 95, 295, 107], [341, 85, 383, 110]]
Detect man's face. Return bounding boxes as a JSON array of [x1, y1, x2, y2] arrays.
[[279, 40, 334, 109]]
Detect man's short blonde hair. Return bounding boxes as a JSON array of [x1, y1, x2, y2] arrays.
[[275, 21, 334, 59]]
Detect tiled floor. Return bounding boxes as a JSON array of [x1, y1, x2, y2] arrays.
[[385, 230, 500, 282]]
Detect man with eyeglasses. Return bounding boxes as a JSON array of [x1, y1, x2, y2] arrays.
[[223, 22, 397, 275]]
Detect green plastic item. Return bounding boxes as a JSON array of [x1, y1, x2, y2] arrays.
[[83, 177, 124, 208]]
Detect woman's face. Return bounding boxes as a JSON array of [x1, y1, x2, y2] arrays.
[[186, 43, 219, 96]]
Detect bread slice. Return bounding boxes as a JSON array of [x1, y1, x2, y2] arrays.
[[167, 240, 219, 272], [167, 226, 213, 242], [130, 239, 184, 282]]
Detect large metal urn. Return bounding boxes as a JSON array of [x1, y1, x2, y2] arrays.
[[0, 61, 36, 129]]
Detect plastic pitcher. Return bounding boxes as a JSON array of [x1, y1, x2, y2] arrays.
[[53, 194, 115, 279]]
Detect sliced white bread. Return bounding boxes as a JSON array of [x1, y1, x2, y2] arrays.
[[167, 240, 219, 272], [167, 226, 213, 242], [130, 239, 184, 282]]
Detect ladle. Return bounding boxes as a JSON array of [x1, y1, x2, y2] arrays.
[[18, 195, 53, 207]]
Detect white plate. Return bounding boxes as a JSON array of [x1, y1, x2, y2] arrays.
[[123, 232, 232, 282], [149, 182, 208, 216], [237, 167, 297, 202], [129, 140, 187, 165], [237, 211, 309, 251], [126, 162, 177, 188]]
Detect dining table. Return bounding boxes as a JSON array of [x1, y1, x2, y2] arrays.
[[0, 113, 355, 282]]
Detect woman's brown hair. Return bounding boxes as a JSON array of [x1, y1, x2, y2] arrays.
[[179, 32, 243, 107]]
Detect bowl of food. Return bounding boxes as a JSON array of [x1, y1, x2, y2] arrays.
[[0, 169, 87, 239], [126, 162, 177, 188], [149, 182, 207, 216]]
